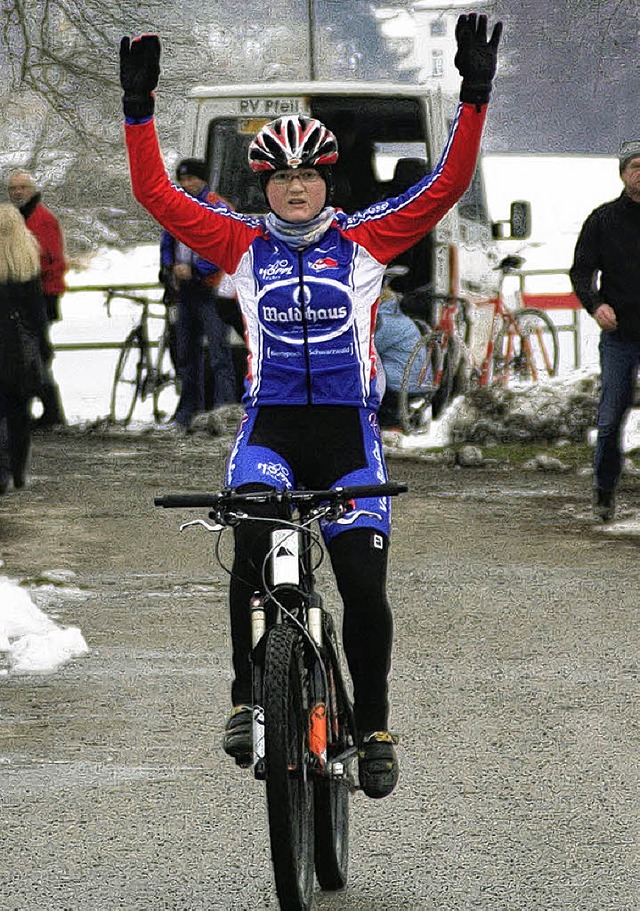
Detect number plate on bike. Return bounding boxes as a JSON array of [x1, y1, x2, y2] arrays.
[[271, 528, 300, 586]]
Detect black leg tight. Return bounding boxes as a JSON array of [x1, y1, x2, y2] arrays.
[[328, 528, 392, 735], [228, 502, 394, 735], [228, 484, 284, 706]]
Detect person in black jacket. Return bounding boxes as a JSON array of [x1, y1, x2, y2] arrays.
[[159, 159, 237, 432], [0, 203, 50, 492], [570, 140, 640, 522]]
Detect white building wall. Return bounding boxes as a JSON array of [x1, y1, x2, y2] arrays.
[[377, 0, 494, 91]]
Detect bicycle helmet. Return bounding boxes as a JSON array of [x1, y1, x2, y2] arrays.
[[248, 115, 339, 173]]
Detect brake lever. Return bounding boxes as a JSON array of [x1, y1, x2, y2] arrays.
[[179, 518, 225, 533]]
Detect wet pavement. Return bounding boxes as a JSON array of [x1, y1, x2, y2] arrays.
[[1, 429, 638, 910]]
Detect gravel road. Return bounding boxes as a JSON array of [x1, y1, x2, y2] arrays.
[[1, 428, 638, 911]]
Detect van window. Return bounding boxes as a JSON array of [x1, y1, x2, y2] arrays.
[[372, 142, 427, 182], [207, 118, 270, 214], [205, 95, 429, 215], [315, 96, 428, 213]]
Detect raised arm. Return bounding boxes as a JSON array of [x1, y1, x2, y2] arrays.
[[119, 35, 260, 274], [342, 14, 502, 262]]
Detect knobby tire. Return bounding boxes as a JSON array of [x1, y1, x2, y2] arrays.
[[264, 625, 315, 911], [493, 308, 559, 383], [431, 334, 467, 419], [313, 614, 350, 891], [513, 308, 559, 379]]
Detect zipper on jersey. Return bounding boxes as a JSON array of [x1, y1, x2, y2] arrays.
[[298, 251, 313, 405]]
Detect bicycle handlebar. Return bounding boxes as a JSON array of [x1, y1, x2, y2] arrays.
[[154, 481, 408, 510], [104, 289, 154, 305]]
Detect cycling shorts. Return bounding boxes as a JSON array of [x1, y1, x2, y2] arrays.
[[225, 405, 391, 544]]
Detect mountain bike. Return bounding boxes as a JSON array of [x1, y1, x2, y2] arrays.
[[155, 480, 408, 911], [106, 289, 178, 425]]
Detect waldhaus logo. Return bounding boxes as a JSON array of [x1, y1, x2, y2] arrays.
[[262, 305, 348, 324]]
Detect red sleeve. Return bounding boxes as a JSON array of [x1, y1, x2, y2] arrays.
[[38, 208, 67, 295], [124, 119, 261, 274], [341, 102, 488, 264]]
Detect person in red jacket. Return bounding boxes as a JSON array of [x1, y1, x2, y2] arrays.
[[8, 169, 67, 428]]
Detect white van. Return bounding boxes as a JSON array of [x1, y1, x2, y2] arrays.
[[180, 80, 529, 309]]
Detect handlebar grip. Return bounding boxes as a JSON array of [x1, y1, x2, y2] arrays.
[[154, 494, 221, 508], [338, 481, 408, 499]]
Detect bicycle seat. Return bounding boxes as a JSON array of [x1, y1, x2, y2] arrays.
[[497, 254, 524, 272]]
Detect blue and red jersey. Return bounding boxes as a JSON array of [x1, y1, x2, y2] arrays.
[[125, 102, 486, 410]]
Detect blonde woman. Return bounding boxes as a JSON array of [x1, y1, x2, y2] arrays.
[[0, 203, 50, 492]]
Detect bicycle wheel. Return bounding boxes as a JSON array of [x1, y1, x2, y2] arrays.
[[313, 616, 351, 891], [513, 308, 559, 379], [110, 332, 143, 425], [495, 308, 559, 383], [264, 625, 315, 911], [398, 331, 441, 435], [152, 329, 179, 424], [431, 335, 468, 419]]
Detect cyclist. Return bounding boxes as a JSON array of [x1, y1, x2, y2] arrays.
[[120, 13, 502, 799]]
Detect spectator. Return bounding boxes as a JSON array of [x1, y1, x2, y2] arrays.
[[159, 158, 237, 432], [7, 169, 66, 429], [0, 204, 50, 492], [570, 140, 640, 523], [374, 287, 426, 429]]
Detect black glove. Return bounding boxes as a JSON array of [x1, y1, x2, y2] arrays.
[[455, 13, 503, 109], [119, 34, 161, 120]]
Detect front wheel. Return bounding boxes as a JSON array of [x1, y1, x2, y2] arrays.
[[152, 329, 179, 424], [110, 332, 143, 425], [398, 331, 441, 435], [313, 616, 351, 891], [495, 308, 559, 383], [264, 625, 315, 911], [431, 335, 469, 419]]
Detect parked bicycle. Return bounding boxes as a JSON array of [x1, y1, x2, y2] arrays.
[[396, 255, 560, 435], [476, 254, 559, 387], [155, 480, 408, 911], [106, 288, 178, 425]]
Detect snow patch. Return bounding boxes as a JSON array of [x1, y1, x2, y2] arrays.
[[0, 578, 89, 676]]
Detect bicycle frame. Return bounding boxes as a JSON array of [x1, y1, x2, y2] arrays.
[[477, 296, 508, 386]]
